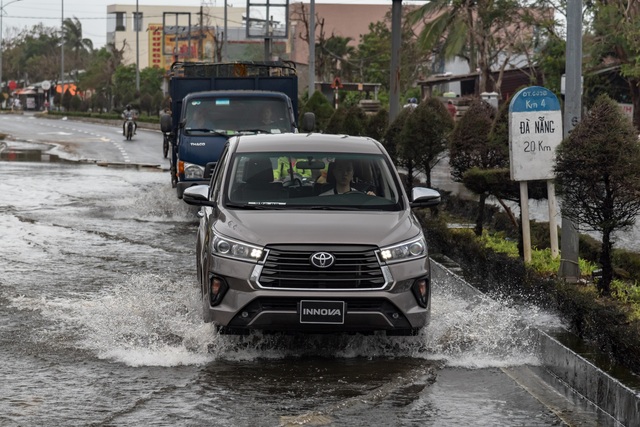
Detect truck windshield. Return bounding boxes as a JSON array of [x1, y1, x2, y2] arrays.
[[225, 152, 403, 211], [185, 97, 291, 134]]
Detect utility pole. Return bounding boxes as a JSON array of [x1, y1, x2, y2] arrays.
[[199, 6, 203, 60], [223, 1, 227, 61], [389, 0, 402, 122], [135, 0, 140, 92], [60, 0, 64, 108], [308, 0, 315, 97], [559, 0, 582, 281]]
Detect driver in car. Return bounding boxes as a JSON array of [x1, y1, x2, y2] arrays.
[[320, 159, 375, 196], [188, 107, 214, 130]]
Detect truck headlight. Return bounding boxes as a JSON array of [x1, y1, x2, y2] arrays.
[[182, 161, 204, 179], [211, 234, 266, 263], [377, 236, 427, 264]]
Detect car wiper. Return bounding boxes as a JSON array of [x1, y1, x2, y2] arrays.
[[235, 129, 272, 134], [226, 202, 286, 209], [185, 129, 229, 136], [247, 201, 287, 208], [297, 205, 359, 211]]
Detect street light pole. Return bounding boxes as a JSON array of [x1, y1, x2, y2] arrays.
[[223, 1, 227, 61], [389, 0, 402, 122], [60, 0, 64, 108], [135, 0, 139, 92], [0, 0, 23, 99], [308, 0, 315, 97]]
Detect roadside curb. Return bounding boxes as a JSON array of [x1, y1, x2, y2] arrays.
[[539, 331, 640, 426], [430, 257, 640, 426]]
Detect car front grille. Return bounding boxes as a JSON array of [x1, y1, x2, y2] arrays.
[[258, 245, 386, 290]]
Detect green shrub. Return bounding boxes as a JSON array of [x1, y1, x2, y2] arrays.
[[612, 250, 640, 283]]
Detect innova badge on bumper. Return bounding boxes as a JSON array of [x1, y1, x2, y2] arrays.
[[300, 300, 345, 324]]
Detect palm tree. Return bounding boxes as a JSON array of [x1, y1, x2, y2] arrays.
[[316, 35, 355, 82], [63, 17, 94, 66], [407, 0, 537, 95]]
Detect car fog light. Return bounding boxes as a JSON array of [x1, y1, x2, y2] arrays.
[[209, 276, 228, 306], [412, 278, 429, 308]]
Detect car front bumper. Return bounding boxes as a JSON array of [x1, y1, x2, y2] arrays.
[[204, 256, 431, 334]]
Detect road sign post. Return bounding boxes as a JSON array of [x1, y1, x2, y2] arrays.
[[509, 86, 563, 262]]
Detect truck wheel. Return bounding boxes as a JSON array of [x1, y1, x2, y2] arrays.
[[163, 135, 169, 158]]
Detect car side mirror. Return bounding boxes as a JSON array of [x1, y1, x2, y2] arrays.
[[410, 187, 441, 208], [183, 185, 216, 207], [300, 112, 316, 132]]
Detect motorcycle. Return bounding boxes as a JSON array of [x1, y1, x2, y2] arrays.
[[124, 117, 135, 141]]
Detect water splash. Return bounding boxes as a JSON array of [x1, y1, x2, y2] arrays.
[[102, 180, 195, 223], [5, 270, 563, 369], [7, 274, 215, 367]]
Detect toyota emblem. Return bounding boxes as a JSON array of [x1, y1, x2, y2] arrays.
[[310, 252, 335, 268]]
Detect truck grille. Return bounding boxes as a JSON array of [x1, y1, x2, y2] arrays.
[[258, 245, 386, 290]]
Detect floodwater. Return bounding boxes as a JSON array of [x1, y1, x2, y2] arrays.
[[0, 160, 606, 426]]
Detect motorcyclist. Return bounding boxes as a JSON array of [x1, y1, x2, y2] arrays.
[[122, 104, 138, 136]]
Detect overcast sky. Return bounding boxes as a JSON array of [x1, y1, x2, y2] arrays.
[[2, 0, 427, 49]]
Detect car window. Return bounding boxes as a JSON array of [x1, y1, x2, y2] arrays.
[[210, 146, 229, 200], [224, 152, 403, 211]]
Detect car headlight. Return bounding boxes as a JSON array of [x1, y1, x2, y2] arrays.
[[211, 234, 266, 263], [377, 236, 427, 264], [183, 162, 204, 179]]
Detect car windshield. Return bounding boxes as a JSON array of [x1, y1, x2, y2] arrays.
[[225, 152, 403, 211], [184, 97, 291, 134]]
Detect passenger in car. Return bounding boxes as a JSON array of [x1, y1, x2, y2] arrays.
[[319, 159, 375, 196], [274, 156, 313, 181]]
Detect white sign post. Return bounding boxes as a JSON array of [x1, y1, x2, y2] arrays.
[[509, 86, 562, 262]]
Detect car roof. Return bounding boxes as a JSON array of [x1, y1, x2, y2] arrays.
[[230, 133, 385, 155]]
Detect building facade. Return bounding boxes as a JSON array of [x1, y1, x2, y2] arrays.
[[107, 2, 393, 71], [107, 4, 246, 69]]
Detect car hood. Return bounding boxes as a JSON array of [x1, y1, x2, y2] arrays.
[[215, 209, 422, 248]]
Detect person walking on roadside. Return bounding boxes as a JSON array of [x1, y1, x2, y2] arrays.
[[447, 100, 458, 119]]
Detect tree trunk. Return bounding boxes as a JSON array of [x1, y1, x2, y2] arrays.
[[406, 159, 414, 193], [599, 228, 614, 296], [629, 78, 640, 130], [474, 192, 487, 236]]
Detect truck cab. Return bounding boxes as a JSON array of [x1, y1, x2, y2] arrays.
[[170, 90, 297, 198], [163, 61, 311, 199]]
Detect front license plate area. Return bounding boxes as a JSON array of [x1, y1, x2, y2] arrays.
[[299, 300, 345, 324]]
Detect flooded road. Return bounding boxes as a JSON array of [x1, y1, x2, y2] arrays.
[[0, 156, 611, 425]]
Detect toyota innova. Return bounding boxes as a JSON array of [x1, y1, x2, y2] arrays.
[[183, 133, 441, 335]]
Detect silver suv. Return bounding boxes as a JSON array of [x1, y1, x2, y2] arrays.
[[183, 133, 440, 335]]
